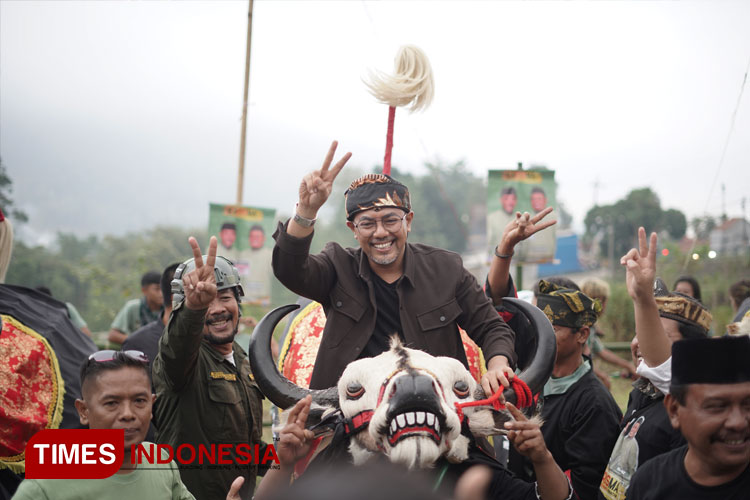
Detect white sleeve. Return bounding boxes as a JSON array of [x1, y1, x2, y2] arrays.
[[636, 356, 672, 394]]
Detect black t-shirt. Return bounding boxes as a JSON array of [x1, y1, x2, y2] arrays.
[[627, 445, 750, 499], [509, 366, 622, 500], [621, 387, 686, 463], [359, 273, 404, 359], [437, 443, 542, 500]]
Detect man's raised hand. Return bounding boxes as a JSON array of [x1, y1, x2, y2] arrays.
[[183, 236, 218, 310], [497, 208, 557, 255], [296, 141, 352, 219], [276, 395, 315, 468], [620, 227, 658, 304]]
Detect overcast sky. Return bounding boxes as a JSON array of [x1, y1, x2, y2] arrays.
[[2, 1, 749, 245]]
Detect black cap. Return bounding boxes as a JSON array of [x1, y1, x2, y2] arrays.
[[672, 336, 750, 386]]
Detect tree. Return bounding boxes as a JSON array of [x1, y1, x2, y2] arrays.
[[584, 188, 686, 258], [662, 209, 687, 240], [691, 215, 717, 240], [0, 157, 28, 222]]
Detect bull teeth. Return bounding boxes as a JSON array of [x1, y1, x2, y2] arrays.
[[397, 414, 406, 427], [426, 413, 435, 426], [416, 412, 425, 424], [390, 419, 398, 434], [435, 419, 440, 432], [406, 412, 415, 425]]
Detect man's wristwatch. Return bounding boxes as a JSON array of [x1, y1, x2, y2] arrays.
[[292, 206, 317, 228]]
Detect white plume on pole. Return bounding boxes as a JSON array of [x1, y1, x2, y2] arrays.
[[364, 45, 435, 113]]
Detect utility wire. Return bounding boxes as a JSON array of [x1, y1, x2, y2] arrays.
[[682, 53, 750, 271]]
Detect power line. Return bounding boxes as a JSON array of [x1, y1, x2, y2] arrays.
[[682, 52, 750, 270]]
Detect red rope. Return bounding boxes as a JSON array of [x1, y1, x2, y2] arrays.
[[383, 106, 396, 176], [454, 377, 533, 422]]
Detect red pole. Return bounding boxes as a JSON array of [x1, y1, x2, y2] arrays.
[[383, 106, 396, 175]]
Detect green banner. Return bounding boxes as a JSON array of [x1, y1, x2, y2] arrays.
[[208, 203, 276, 305], [487, 170, 557, 264]]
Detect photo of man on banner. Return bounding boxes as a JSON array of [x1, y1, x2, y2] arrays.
[[487, 170, 557, 264], [208, 203, 276, 305]]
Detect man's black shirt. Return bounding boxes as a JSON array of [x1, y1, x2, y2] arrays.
[[360, 273, 404, 358]]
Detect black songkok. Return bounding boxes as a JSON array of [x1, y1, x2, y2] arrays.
[[344, 174, 411, 221], [653, 278, 712, 333], [672, 335, 750, 387], [536, 280, 601, 328]]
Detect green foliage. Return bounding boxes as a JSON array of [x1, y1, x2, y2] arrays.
[[584, 188, 687, 258], [5, 226, 207, 331], [662, 209, 687, 240], [596, 252, 749, 343], [393, 161, 484, 253], [0, 157, 29, 223], [598, 281, 636, 342]]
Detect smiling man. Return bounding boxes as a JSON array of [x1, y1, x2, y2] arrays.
[[151, 238, 266, 500], [626, 335, 750, 499], [272, 141, 517, 395], [12, 350, 198, 499]]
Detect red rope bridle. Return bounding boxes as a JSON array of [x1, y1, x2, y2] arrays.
[[454, 377, 533, 422]]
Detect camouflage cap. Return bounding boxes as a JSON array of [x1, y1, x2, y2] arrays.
[[653, 278, 712, 333], [344, 174, 411, 221], [536, 280, 602, 328]]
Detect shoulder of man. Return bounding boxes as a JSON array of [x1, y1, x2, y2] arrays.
[[113, 298, 141, 316], [627, 445, 687, 497], [406, 242, 463, 263], [323, 240, 358, 257], [569, 369, 622, 415], [10, 478, 49, 499], [122, 320, 163, 349]]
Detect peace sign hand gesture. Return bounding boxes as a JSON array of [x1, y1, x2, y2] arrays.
[[183, 236, 218, 310], [496, 208, 557, 255], [296, 141, 352, 219], [620, 227, 658, 305]]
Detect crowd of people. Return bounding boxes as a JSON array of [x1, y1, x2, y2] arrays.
[[1, 144, 750, 500]]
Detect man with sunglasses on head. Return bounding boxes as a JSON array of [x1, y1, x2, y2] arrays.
[[12, 350, 244, 499], [272, 141, 517, 395], [151, 239, 266, 500]]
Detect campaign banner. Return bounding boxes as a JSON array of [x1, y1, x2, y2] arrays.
[[208, 203, 277, 305], [487, 170, 557, 264]]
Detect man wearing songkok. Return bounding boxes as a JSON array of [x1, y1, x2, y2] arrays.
[[598, 278, 712, 500], [272, 142, 517, 397], [626, 335, 750, 499], [507, 280, 621, 500]]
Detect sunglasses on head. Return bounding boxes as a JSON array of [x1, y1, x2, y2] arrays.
[[88, 350, 149, 363]]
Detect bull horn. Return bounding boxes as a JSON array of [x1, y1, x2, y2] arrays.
[[501, 298, 556, 405], [248, 304, 340, 409]]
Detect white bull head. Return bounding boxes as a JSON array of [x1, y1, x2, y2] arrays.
[[337, 338, 509, 468], [249, 299, 555, 470]]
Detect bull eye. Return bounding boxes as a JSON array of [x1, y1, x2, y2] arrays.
[[453, 380, 470, 398], [346, 382, 365, 400]]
